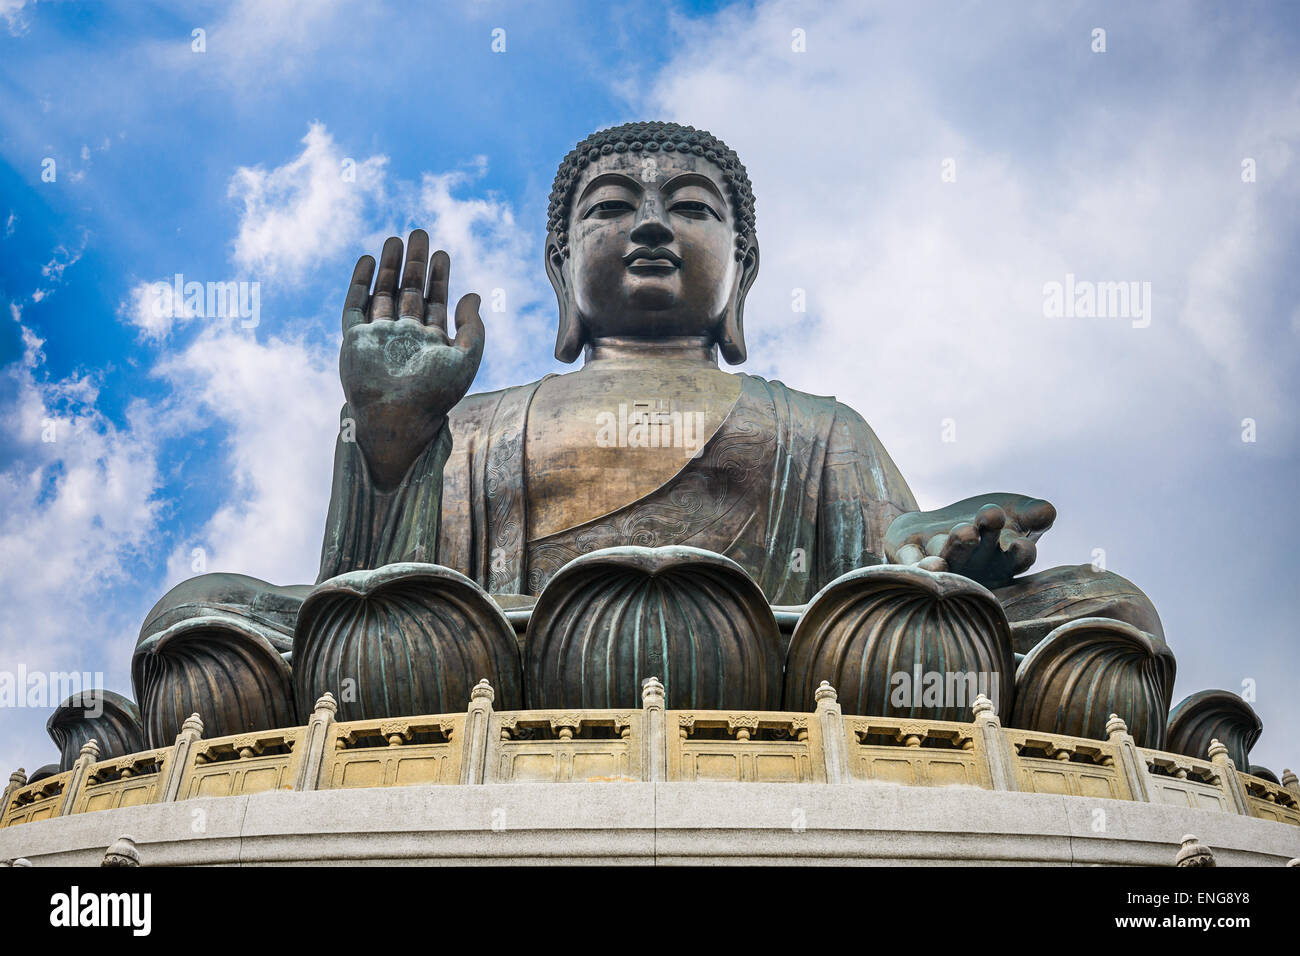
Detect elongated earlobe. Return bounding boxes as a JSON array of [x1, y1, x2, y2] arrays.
[[545, 235, 584, 363], [718, 239, 759, 365]]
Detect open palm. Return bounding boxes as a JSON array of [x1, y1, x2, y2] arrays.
[[339, 229, 484, 489]]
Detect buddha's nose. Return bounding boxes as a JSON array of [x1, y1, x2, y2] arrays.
[[630, 201, 673, 246]]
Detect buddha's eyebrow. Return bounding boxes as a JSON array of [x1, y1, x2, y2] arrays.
[[662, 172, 726, 204], [576, 172, 642, 205]]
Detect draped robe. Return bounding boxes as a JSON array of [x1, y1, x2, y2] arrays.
[[318, 373, 918, 605]]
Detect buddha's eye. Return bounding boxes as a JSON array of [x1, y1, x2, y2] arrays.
[[669, 200, 721, 221], [583, 199, 634, 219]]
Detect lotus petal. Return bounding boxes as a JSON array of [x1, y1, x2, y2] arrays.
[[294, 562, 521, 721], [133, 613, 295, 748], [1011, 617, 1176, 748], [784, 564, 1015, 720], [46, 689, 146, 771], [1249, 765, 1280, 785], [26, 764, 59, 784], [1167, 689, 1262, 769], [131, 572, 302, 747], [525, 546, 782, 710]]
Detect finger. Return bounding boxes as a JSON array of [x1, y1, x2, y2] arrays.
[[924, 533, 948, 557], [342, 255, 374, 334], [425, 250, 450, 331], [917, 555, 948, 573], [397, 229, 429, 321], [452, 293, 485, 359], [973, 504, 1007, 563], [973, 504, 1006, 534], [1014, 497, 1057, 537], [895, 543, 926, 566], [941, 521, 980, 567], [370, 236, 404, 321], [1001, 536, 1036, 578]]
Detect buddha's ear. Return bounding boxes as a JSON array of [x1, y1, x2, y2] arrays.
[[718, 237, 759, 365], [546, 233, 584, 364]]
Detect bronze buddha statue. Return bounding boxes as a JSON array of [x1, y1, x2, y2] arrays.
[[131, 121, 1180, 751], [322, 120, 1158, 620]]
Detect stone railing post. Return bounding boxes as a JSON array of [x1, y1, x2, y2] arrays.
[[461, 679, 494, 784], [1175, 834, 1216, 867], [293, 693, 338, 791], [1208, 739, 1251, 816], [1, 768, 27, 823], [972, 695, 1017, 791], [102, 835, 141, 867], [156, 713, 204, 804], [1105, 713, 1153, 803], [1282, 768, 1299, 800], [814, 681, 850, 784], [57, 739, 99, 816], [641, 677, 666, 782]]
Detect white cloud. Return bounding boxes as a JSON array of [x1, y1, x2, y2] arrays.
[[138, 0, 348, 91], [117, 279, 201, 342], [0, 0, 36, 36], [190, 0, 346, 86], [228, 122, 388, 280], [35, 235, 85, 291], [0, 309, 170, 771], [154, 327, 342, 588]]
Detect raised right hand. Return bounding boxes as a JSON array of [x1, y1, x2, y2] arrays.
[[339, 229, 485, 490]]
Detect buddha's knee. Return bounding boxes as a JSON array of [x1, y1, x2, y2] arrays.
[[993, 564, 1163, 654], [131, 573, 306, 747]]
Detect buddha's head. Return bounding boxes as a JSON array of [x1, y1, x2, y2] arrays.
[[546, 121, 759, 364]]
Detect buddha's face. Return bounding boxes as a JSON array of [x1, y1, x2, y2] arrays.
[[555, 150, 748, 344]]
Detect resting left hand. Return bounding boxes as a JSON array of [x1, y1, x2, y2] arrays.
[[884, 493, 1057, 589]]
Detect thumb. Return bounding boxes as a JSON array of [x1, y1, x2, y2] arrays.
[[452, 293, 485, 358]]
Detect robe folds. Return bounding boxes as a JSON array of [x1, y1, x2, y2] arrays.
[[318, 372, 918, 605]]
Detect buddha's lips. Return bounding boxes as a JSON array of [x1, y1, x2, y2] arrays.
[[623, 247, 682, 268]]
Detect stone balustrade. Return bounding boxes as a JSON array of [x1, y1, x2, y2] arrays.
[[73, 747, 170, 814], [1, 769, 71, 827], [3, 681, 1298, 831]]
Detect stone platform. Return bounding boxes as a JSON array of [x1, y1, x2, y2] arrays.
[[3, 681, 1299, 866], [2, 781, 1298, 866]]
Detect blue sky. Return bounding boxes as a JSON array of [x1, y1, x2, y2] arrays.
[[1, 0, 1298, 775]]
